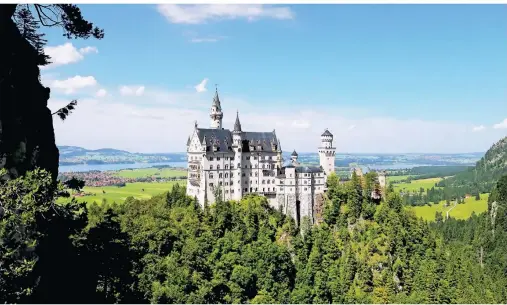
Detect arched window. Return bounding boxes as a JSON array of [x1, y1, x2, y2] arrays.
[[225, 164, 229, 169], [217, 165, 220, 170], [237, 163, 240, 168], [219, 173, 223, 178], [225, 173, 229, 178], [209, 165, 213, 170]]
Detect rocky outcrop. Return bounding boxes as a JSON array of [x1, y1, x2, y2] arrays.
[[0, 5, 59, 182]]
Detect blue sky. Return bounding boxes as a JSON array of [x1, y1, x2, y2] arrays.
[[41, 4, 507, 153]]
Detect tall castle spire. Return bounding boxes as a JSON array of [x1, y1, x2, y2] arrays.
[[210, 85, 223, 129], [234, 110, 242, 132]]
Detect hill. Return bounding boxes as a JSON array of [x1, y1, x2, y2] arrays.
[[438, 136, 507, 194], [57, 145, 186, 165]]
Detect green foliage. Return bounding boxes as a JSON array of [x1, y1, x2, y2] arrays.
[[2, 169, 507, 303]]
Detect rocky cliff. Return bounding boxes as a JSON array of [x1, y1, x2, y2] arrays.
[[0, 4, 59, 182]]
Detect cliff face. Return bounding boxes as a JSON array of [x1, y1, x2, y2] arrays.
[[0, 5, 59, 182]]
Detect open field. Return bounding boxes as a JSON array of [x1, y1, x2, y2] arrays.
[[114, 167, 187, 179], [394, 177, 443, 192], [410, 193, 489, 221], [60, 181, 187, 204], [387, 175, 411, 183]]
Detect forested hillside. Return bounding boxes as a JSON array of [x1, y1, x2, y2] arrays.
[[438, 136, 507, 195], [2, 169, 507, 303]]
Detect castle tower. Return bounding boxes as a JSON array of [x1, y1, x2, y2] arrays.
[[318, 129, 336, 175], [291, 150, 298, 165], [377, 170, 387, 189], [232, 111, 243, 200], [210, 88, 223, 129]]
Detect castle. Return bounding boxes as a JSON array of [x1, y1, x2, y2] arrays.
[[186, 89, 336, 225]]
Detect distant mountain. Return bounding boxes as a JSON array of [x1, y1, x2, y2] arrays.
[[57, 146, 186, 165]]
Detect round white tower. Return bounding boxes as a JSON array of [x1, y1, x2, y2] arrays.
[[318, 129, 336, 175], [210, 88, 223, 129]]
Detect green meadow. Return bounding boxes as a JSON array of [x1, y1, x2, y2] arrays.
[[393, 177, 443, 192], [114, 167, 187, 179], [410, 193, 489, 222], [61, 181, 187, 205], [387, 175, 411, 183]]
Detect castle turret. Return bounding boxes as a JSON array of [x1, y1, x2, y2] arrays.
[[232, 111, 243, 200], [318, 129, 336, 175], [210, 88, 223, 129], [291, 150, 298, 165]]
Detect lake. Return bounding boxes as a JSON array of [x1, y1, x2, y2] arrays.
[[59, 161, 188, 173], [59, 161, 435, 173]]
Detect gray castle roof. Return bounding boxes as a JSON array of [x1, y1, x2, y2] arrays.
[[291, 150, 298, 157], [321, 129, 333, 137], [296, 166, 323, 174], [212, 89, 221, 109], [196, 128, 279, 153], [234, 111, 242, 132]]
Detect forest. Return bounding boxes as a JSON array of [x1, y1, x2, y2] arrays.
[[1, 168, 507, 303]]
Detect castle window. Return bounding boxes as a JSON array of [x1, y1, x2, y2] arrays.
[[225, 164, 229, 169], [219, 173, 222, 178], [250, 172, 252, 177], [290, 181, 293, 184], [262, 164, 265, 169], [219, 182, 223, 186], [304, 180, 307, 184], [242, 173, 246, 177], [217, 165, 220, 170], [217, 157, 220, 161], [237, 163, 240, 168], [231, 173, 234, 178], [272, 179, 275, 184], [255, 188, 258, 191], [225, 173, 228, 178], [246, 156, 250, 160], [280, 187, 283, 191], [209, 183, 213, 187], [254, 156, 258, 160], [267, 180, 270, 184], [263, 188, 265, 192], [209, 157, 213, 161], [290, 174, 293, 177], [225, 182, 229, 186], [231, 189, 234, 193], [304, 188, 307, 191], [210, 165, 213, 170], [244, 188, 248, 192], [231, 164, 234, 169], [209, 173, 213, 178], [255, 172, 258, 177], [225, 190, 229, 193], [262, 180, 265, 184]]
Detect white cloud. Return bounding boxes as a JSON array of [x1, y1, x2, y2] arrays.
[[473, 125, 486, 132], [79, 46, 98, 54], [157, 4, 294, 24], [96, 89, 107, 97], [493, 118, 507, 129], [291, 119, 311, 129], [191, 37, 221, 43], [48, 88, 507, 154], [119, 85, 146, 97], [43, 43, 98, 69], [51, 75, 97, 94], [194, 78, 209, 93]]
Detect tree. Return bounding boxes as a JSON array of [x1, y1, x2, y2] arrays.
[[63, 176, 85, 193]]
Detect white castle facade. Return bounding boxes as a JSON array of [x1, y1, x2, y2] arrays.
[[186, 89, 336, 225]]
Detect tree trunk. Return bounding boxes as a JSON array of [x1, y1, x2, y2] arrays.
[[0, 4, 59, 182]]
